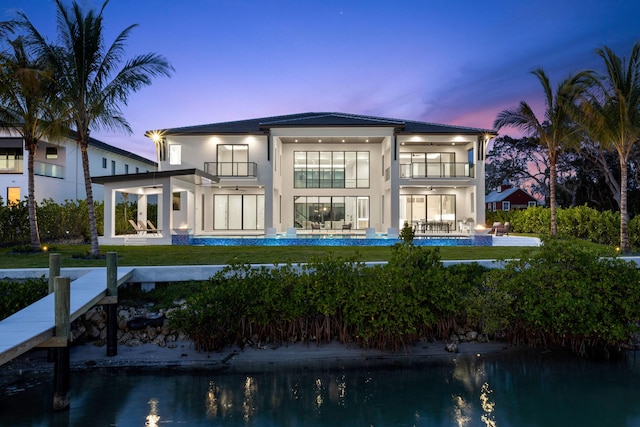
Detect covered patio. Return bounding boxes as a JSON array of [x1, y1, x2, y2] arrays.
[[93, 169, 219, 245]]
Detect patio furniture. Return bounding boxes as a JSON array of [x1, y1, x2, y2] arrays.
[[311, 222, 321, 231], [146, 220, 161, 234], [129, 219, 145, 235], [495, 221, 510, 236], [342, 223, 352, 231]]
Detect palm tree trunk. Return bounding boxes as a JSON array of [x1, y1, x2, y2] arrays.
[[619, 157, 629, 253], [80, 142, 100, 256], [27, 143, 41, 250], [549, 160, 557, 237]]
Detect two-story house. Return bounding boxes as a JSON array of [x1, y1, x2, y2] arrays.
[[0, 132, 156, 204], [95, 112, 495, 244]]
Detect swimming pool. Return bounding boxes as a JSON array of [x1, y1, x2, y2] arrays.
[[189, 234, 492, 246]]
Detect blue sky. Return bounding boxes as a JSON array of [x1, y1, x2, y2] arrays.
[[2, 0, 639, 159]]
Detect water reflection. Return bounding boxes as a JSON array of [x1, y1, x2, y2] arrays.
[[3, 351, 640, 426]]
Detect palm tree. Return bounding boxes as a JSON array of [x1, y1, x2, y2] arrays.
[[576, 43, 640, 253], [493, 69, 593, 236], [0, 37, 65, 251], [18, 0, 173, 256]]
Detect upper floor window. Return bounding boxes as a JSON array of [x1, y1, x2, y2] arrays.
[[169, 144, 181, 165], [294, 151, 369, 188], [102, 157, 107, 168], [0, 148, 23, 173], [502, 201, 511, 211], [46, 147, 58, 159], [216, 144, 248, 175], [111, 160, 116, 175], [124, 164, 129, 174]]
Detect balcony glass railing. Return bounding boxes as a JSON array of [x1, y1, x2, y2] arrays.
[[34, 161, 65, 179], [399, 162, 475, 179], [204, 162, 258, 177]]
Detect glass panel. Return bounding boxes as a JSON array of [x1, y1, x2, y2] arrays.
[[357, 152, 369, 188], [294, 168, 306, 188], [356, 197, 369, 229], [257, 195, 265, 230], [214, 195, 228, 229], [442, 195, 456, 225], [243, 195, 257, 229], [228, 195, 242, 229], [307, 152, 319, 187], [345, 197, 357, 229], [233, 145, 248, 162], [427, 195, 440, 221], [345, 152, 357, 188]]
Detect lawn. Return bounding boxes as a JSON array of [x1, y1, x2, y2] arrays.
[[0, 237, 616, 269], [0, 243, 545, 269]]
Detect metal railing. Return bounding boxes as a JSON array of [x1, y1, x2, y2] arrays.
[[204, 162, 258, 177], [399, 162, 475, 179]]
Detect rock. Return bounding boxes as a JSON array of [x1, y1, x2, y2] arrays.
[[466, 331, 478, 341], [118, 310, 130, 320], [126, 338, 142, 347], [127, 315, 166, 331], [445, 342, 458, 353], [118, 319, 128, 330]]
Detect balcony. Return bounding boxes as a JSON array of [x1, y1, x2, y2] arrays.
[[35, 161, 65, 179], [400, 162, 475, 179], [204, 162, 258, 177]]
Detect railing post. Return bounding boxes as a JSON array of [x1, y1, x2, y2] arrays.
[[106, 252, 118, 357], [53, 276, 70, 411]]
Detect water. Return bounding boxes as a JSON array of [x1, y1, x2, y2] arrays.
[[190, 235, 492, 246], [3, 351, 640, 426]]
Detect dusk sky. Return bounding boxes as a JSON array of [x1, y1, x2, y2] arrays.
[[2, 0, 639, 160]]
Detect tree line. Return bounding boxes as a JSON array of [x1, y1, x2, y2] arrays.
[[492, 43, 640, 252], [0, 0, 172, 254]]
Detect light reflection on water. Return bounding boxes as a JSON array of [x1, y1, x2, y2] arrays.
[[3, 351, 640, 426]]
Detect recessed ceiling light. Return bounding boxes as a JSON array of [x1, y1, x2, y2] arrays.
[[365, 139, 369, 142], [342, 139, 345, 143], [294, 139, 298, 142], [452, 143, 455, 145], [318, 139, 322, 143]]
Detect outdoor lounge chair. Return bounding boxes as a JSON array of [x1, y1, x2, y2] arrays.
[[146, 220, 160, 234], [342, 223, 352, 231], [495, 222, 510, 236], [311, 222, 321, 231], [129, 219, 145, 235]]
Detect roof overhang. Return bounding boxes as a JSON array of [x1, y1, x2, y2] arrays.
[[91, 168, 220, 186]]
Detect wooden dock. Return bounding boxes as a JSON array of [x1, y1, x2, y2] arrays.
[[0, 266, 134, 367]]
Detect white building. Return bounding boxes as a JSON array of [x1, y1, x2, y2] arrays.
[[95, 112, 495, 245], [0, 133, 156, 204]]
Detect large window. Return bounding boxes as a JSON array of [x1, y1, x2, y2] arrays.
[[217, 144, 248, 176], [0, 148, 23, 173], [213, 194, 264, 230], [399, 194, 456, 228], [294, 151, 369, 188], [294, 196, 369, 229], [169, 144, 181, 165]]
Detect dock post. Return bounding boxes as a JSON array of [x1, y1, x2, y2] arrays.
[[106, 252, 118, 357], [53, 276, 70, 411], [48, 253, 61, 294], [48, 253, 61, 362]]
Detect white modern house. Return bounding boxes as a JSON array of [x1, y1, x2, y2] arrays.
[[95, 112, 495, 245], [0, 132, 156, 204]]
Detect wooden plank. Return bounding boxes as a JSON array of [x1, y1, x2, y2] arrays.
[[0, 267, 135, 367]]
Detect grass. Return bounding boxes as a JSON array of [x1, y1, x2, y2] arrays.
[[0, 237, 617, 269]]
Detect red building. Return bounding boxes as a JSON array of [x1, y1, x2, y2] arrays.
[[485, 185, 538, 212]]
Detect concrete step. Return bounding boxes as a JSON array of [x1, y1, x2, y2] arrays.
[[492, 236, 541, 247]]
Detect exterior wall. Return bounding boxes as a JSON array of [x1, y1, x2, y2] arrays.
[[0, 132, 155, 203], [149, 128, 488, 234], [273, 126, 394, 233]]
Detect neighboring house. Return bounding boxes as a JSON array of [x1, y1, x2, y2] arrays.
[[0, 132, 156, 204], [485, 184, 538, 212], [94, 112, 495, 244]]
